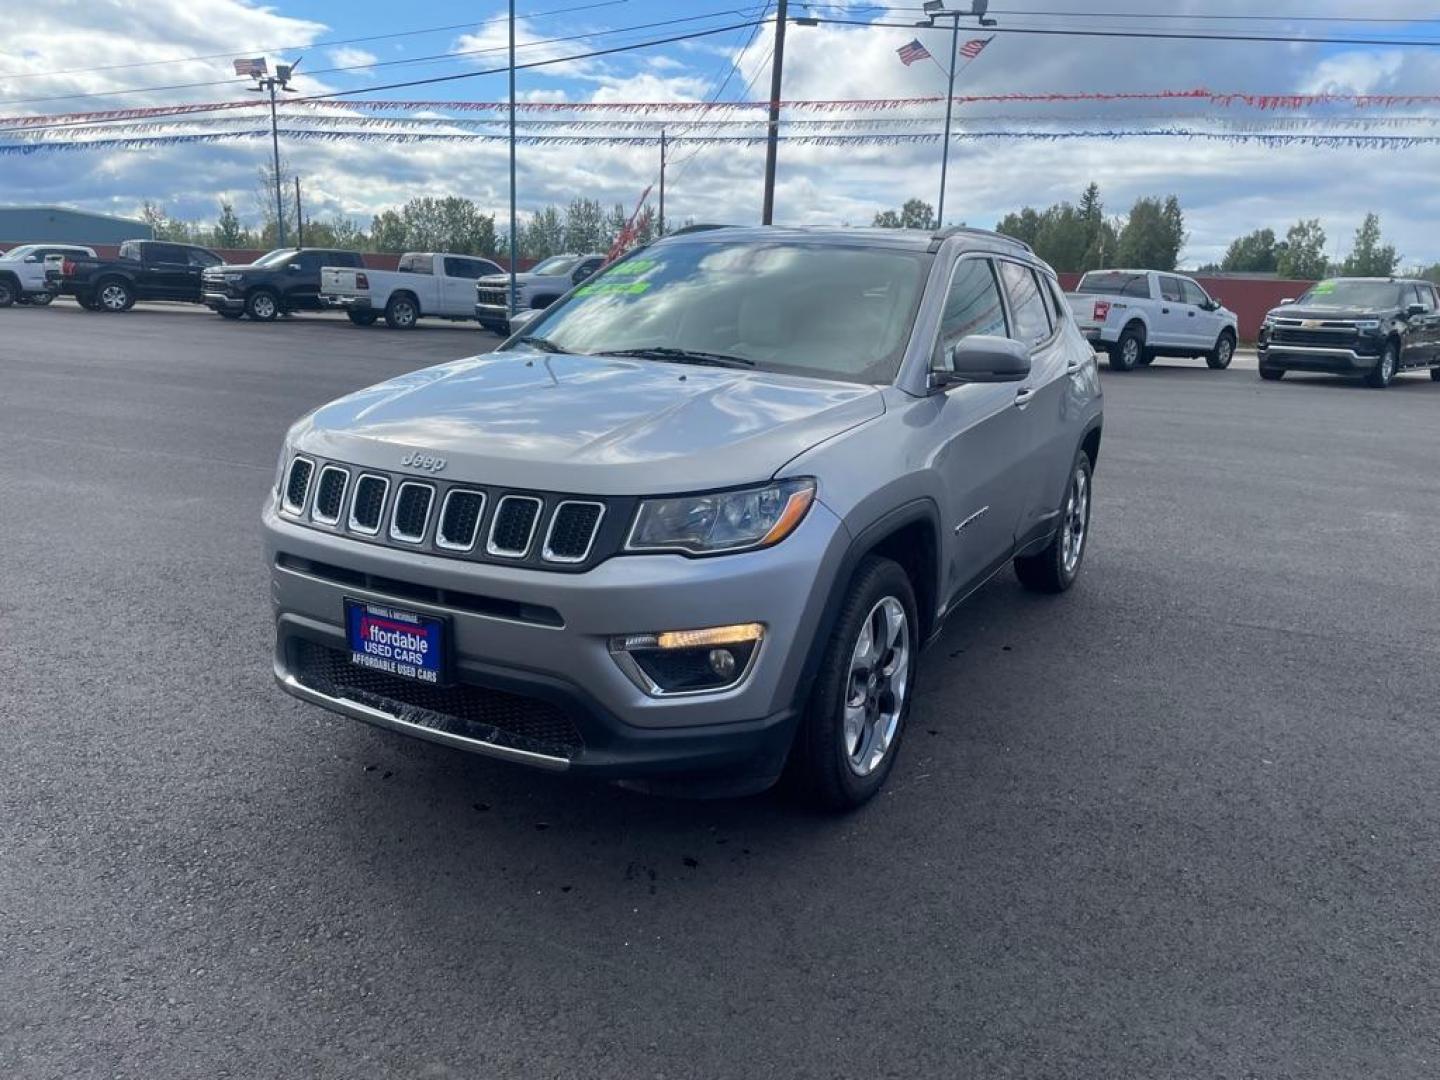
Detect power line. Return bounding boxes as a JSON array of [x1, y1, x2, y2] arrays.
[[825, 3, 1440, 24], [801, 14, 1440, 48], [0, 8, 767, 106], [0, 0, 634, 82]]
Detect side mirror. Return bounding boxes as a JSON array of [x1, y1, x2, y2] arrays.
[[288, 263, 302, 272], [506, 308, 543, 334], [23, 255, 40, 263], [572, 264, 596, 284], [930, 335, 1031, 390], [1407, 303, 1425, 317], [1280, 297, 1295, 306]]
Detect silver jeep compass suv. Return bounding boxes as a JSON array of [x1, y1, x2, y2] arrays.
[[264, 226, 1103, 809]]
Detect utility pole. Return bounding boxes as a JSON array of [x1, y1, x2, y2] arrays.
[[659, 129, 667, 236], [294, 176, 304, 247], [915, 2, 996, 228], [508, 0, 519, 319], [245, 58, 302, 247], [761, 0, 788, 225]]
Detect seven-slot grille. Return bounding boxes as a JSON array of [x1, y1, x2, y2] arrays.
[[389, 482, 435, 543], [437, 489, 486, 550], [544, 501, 605, 562], [311, 466, 349, 524], [282, 457, 314, 514], [278, 457, 611, 568], [475, 285, 509, 308], [487, 496, 543, 557]]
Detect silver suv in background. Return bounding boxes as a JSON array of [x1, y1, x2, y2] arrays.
[[473, 252, 606, 334], [265, 226, 1103, 809]]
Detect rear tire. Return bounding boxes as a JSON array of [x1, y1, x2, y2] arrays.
[[1015, 450, 1093, 594], [1207, 330, 1236, 370], [27, 292, 55, 307], [385, 293, 419, 329], [245, 289, 280, 322], [0, 278, 18, 307], [96, 278, 133, 312], [788, 556, 918, 812], [1366, 341, 1398, 389], [1109, 325, 1145, 371], [346, 310, 378, 327], [1430, 367, 1440, 382]]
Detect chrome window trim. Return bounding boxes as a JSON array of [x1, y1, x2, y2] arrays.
[[388, 481, 435, 545], [347, 473, 390, 535], [310, 464, 350, 526], [541, 500, 607, 564], [435, 488, 487, 552], [280, 456, 315, 517], [486, 494, 544, 558]]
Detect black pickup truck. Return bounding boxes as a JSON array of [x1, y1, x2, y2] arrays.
[[48, 240, 224, 311], [201, 247, 365, 321], [1258, 276, 1440, 388]]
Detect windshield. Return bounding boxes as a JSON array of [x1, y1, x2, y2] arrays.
[[1077, 272, 1149, 298], [531, 255, 581, 275], [1295, 280, 1405, 309], [516, 241, 932, 385], [251, 249, 295, 267]]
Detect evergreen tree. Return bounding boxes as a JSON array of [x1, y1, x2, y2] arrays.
[[1340, 213, 1398, 277]]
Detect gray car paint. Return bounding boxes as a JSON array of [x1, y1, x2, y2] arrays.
[[266, 225, 1103, 774]]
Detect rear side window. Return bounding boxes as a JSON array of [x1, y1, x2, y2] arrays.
[[1159, 276, 1184, 303], [998, 260, 1053, 347], [147, 244, 187, 264], [938, 258, 1007, 354], [398, 254, 433, 274]]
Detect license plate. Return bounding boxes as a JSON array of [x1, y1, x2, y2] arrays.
[[344, 599, 447, 684]]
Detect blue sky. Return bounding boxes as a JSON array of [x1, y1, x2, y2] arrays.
[[6, 1, 1440, 266]]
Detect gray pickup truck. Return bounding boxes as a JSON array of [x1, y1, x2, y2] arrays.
[[264, 225, 1103, 809], [473, 252, 606, 334]]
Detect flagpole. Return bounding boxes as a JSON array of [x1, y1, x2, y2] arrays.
[[936, 14, 960, 228]]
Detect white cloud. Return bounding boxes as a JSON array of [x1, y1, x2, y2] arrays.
[[328, 47, 378, 71]]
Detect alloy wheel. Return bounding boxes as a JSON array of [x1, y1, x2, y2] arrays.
[[1061, 464, 1090, 576], [251, 293, 276, 320], [100, 284, 128, 311], [1122, 338, 1140, 366], [843, 596, 911, 777]]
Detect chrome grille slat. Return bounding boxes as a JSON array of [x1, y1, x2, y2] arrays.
[[311, 465, 350, 525], [282, 457, 314, 515], [542, 501, 605, 563], [389, 482, 435, 544], [486, 495, 543, 558], [348, 474, 389, 534], [436, 489, 486, 551]]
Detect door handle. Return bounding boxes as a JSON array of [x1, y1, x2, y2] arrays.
[[1161, 307, 1171, 314], [1066, 357, 1084, 374], [1014, 386, 1037, 409], [1187, 310, 1196, 317]]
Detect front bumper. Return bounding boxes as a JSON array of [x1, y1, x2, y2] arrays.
[[1257, 344, 1379, 372], [203, 290, 245, 312], [264, 498, 849, 783], [474, 301, 510, 326]]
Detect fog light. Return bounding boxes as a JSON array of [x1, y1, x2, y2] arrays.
[[610, 623, 764, 695]]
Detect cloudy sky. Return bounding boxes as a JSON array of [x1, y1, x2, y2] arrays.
[[4, 0, 1440, 266]]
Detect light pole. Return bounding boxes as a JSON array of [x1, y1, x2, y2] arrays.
[[246, 59, 302, 247], [761, 0, 789, 225], [915, 1, 995, 228]]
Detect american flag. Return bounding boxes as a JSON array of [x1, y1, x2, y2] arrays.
[[232, 57, 267, 77], [896, 39, 932, 66], [960, 37, 993, 60]]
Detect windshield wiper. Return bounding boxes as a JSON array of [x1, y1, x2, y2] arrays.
[[512, 335, 569, 354], [595, 346, 755, 369]]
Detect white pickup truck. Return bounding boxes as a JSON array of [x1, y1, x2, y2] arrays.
[[0, 243, 96, 307], [1067, 269, 1238, 371], [320, 251, 504, 329]]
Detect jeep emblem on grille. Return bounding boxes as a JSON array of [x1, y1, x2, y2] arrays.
[[401, 452, 447, 473]]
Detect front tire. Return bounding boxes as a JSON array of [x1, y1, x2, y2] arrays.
[[1109, 325, 1145, 371], [1366, 341, 1398, 389], [0, 278, 19, 307], [1259, 364, 1284, 381], [1430, 367, 1440, 382], [245, 289, 280, 322], [27, 292, 55, 307], [789, 556, 918, 811], [1207, 330, 1236, 370], [1015, 451, 1093, 594], [385, 294, 419, 329]]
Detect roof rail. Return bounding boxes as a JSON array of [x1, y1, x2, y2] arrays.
[[927, 225, 1033, 254]]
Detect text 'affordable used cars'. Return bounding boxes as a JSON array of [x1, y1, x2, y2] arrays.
[[263, 226, 1103, 810]]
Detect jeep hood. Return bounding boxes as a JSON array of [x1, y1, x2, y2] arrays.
[[295, 350, 884, 495]]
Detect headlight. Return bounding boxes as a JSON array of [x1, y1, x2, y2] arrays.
[[1354, 319, 1381, 331], [1262, 315, 1277, 329], [626, 478, 816, 555]]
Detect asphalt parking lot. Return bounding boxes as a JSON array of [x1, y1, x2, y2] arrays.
[[3, 302, 1438, 1079]]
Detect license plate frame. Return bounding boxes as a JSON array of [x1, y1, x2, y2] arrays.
[[344, 598, 449, 686]]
